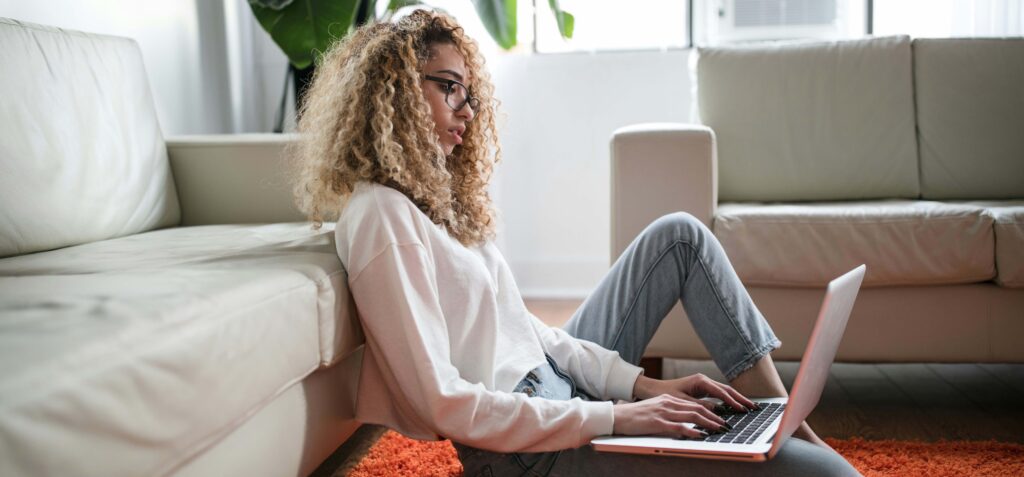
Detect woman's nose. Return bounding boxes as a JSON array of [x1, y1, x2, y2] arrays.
[[457, 104, 474, 121]]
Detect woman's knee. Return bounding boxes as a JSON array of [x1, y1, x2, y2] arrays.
[[644, 212, 711, 244], [773, 439, 861, 477]]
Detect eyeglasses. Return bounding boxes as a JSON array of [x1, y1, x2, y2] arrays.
[[424, 75, 480, 112]]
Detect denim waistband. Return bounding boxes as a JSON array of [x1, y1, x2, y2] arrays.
[[513, 354, 592, 401], [453, 355, 590, 476]]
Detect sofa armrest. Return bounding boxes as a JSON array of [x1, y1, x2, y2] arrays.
[[166, 134, 307, 226], [610, 123, 717, 261]]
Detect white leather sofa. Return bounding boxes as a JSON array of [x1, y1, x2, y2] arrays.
[[612, 35, 1024, 364], [0, 19, 364, 476]]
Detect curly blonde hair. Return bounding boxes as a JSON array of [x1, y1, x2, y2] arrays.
[[291, 9, 500, 246]]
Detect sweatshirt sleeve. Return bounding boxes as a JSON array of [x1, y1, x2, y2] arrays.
[[528, 316, 644, 402], [349, 242, 616, 453]]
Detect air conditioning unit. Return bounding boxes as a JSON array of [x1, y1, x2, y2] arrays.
[[697, 0, 865, 45]]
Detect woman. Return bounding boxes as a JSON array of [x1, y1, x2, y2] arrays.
[[293, 9, 859, 477]]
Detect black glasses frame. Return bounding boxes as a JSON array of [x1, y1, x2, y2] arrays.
[[424, 75, 480, 112]]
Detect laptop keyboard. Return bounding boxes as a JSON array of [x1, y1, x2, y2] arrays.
[[698, 402, 785, 444]]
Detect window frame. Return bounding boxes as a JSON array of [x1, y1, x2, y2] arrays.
[[530, 0, 696, 54], [530, 0, 878, 55]]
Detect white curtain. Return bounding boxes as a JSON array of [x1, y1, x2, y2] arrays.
[[950, 0, 1024, 36], [874, 0, 1024, 37], [222, 0, 294, 133]]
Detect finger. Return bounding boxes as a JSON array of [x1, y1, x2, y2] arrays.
[[698, 403, 730, 427], [661, 419, 709, 440], [695, 377, 756, 412], [664, 408, 729, 433], [664, 396, 728, 426], [668, 392, 716, 412], [682, 400, 730, 427], [721, 383, 760, 411], [696, 404, 730, 429], [700, 381, 749, 412]]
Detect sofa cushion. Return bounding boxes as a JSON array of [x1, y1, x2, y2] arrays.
[[713, 201, 995, 287], [991, 204, 1024, 288], [959, 201, 1024, 288], [0, 18, 180, 259], [696, 35, 919, 202], [914, 38, 1024, 200], [0, 223, 359, 476]]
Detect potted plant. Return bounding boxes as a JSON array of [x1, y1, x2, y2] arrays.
[[248, 0, 574, 131]]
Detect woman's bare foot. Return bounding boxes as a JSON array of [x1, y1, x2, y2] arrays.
[[729, 355, 834, 450], [796, 421, 833, 450]]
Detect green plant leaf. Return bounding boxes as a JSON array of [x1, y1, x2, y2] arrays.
[[379, 0, 423, 22], [471, 0, 517, 50], [548, 0, 573, 39], [249, 0, 360, 69], [386, 0, 422, 11], [251, 0, 295, 10]]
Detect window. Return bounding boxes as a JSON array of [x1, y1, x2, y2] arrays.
[[694, 0, 868, 45], [872, 0, 1024, 37], [426, 0, 1023, 56], [533, 1, 872, 52], [534, 0, 691, 53]]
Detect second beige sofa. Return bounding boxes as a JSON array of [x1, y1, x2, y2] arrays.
[[612, 35, 1024, 363]]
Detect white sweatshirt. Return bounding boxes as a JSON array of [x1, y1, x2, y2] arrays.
[[333, 182, 643, 453]]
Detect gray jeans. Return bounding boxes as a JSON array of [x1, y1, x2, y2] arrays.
[[454, 213, 859, 476]]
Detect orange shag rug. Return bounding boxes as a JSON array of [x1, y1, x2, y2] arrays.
[[349, 430, 1024, 477]]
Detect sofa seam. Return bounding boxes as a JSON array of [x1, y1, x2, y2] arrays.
[[910, 36, 924, 199], [0, 17, 136, 43], [313, 268, 360, 368], [715, 216, 994, 225]]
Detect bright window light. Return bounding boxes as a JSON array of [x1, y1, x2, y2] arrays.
[[873, 0, 1024, 37], [695, 0, 867, 45], [535, 0, 690, 53]]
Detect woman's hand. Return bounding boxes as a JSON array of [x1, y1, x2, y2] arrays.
[[612, 394, 730, 438], [632, 373, 759, 413]]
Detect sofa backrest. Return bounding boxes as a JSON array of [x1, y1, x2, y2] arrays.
[[696, 35, 920, 202], [914, 38, 1024, 200], [0, 18, 180, 259]]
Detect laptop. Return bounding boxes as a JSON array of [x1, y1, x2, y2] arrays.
[[591, 264, 866, 462]]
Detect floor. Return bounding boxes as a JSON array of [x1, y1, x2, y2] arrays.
[[312, 298, 1024, 475]]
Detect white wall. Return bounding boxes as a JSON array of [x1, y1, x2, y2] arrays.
[[490, 50, 694, 297], [0, 0, 694, 298]]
